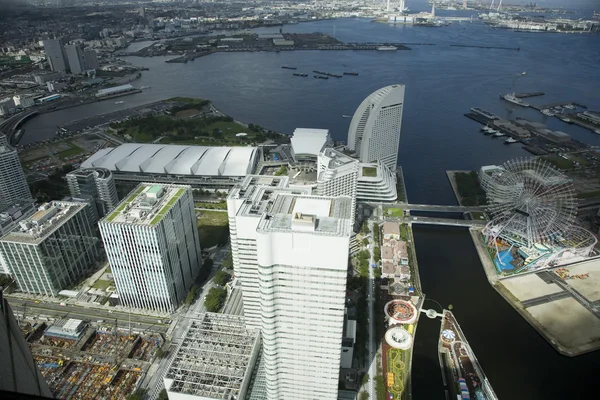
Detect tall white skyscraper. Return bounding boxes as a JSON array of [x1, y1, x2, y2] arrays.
[[99, 183, 201, 313], [66, 168, 119, 218], [0, 201, 100, 296], [0, 134, 33, 213], [228, 176, 353, 400], [347, 84, 405, 172]]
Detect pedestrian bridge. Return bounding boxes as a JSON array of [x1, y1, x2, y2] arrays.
[[371, 203, 487, 213], [408, 216, 486, 227]]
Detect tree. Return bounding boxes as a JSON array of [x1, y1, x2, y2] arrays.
[[274, 165, 288, 176], [222, 252, 233, 269], [374, 267, 382, 279], [361, 221, 369, 234], [362, 373, 370, 385], [155, 347, 166, 359], [359, 391, 369, 400], [362, 238, 369, 246], [213, 270, 231, 286], [158, 389, 169, 400], [204, 287, 227, 312], [373, 247, 381, 263], [185, 285, 198, 305]]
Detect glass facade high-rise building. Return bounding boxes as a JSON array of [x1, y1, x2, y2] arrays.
[[65, 43, 86, 75], [0, 289, 53, 398], [42, 37, 68, 72], [66, 168, 119, 218], [0, 134, 33, 213], [0, 201, 100, 296], [99, 183, 201, 313], [347, 84, 405, 172], [227, 176, 353, 400]]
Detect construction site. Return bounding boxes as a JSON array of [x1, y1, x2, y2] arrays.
[[19, 317, 164, 399]]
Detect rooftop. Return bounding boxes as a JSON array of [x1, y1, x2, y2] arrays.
[[0, 201, 85, 245], [103, 183, 187, 225], [81, 143, 258, 177], [165, 313, 258, 400], [291, 128, 331, 157], [259, 193, 353, 236]]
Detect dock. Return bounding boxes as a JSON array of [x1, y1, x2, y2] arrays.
[[515, 92, 544, 99], [437, 309, 499, 400]]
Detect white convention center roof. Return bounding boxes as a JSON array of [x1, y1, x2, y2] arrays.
[[291, 128, 331, 156], [81, 144, 258, 177]]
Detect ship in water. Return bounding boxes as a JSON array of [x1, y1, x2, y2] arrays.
[[314, 75, 329, 80], [492, 131, 506, 137], [343, 72, 359, 76], [115, 101, 125, 104], [377, 46, 398, 51], [342, 115, 352, 118], [500, 93, 529, 107], [293, 73, 308, 77], [313, 70, 342, 78], [140, 85, 151, 89], [282, 66, 297, 70], [541, 109, 555, 117], [504, 137, 518, 144]]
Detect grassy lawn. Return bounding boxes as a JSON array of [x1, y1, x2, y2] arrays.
[[566, 154, 591, 166], [54, 144, 85, 159], [92, 280, 112, 291], [384, 207, 404, 217], [197, 210, 229, 249], [362, 166, 378, 177], [176, 109, 201, 118], [542, 155, 575, 170], [195, 201, 227, 210], [454, 171, 486, 206]]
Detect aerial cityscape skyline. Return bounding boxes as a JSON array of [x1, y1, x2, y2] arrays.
[[0, 1, 599, 400]]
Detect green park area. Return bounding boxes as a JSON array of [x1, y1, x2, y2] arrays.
[[110, 98, 280, 146], [384, 207, 404, 218], [54, 143, 85, 160], [453, 171, 486, 206], [579, 189, 600, 199], [386, 348, 407, 399], [197, 210, 229, 249], [362, 166, 378, 177], [542, 155, 575, 170]]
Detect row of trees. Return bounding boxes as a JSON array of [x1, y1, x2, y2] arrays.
[[204, 286, 227, 312]]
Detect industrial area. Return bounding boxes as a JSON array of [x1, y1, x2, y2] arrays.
[[18, 315, 163, 399]]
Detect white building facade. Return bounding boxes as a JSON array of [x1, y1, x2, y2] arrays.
[[99, 184, 201, 313], [347, 84, 405, 172], [317, 148, 359, 222], [228, 176, 352, 400]]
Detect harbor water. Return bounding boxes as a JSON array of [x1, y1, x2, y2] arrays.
[[19, 11, 600, 399]]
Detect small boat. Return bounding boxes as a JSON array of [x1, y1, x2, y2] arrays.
[[492, 132, 506, 137], [293, 73, 308, 77], [343, 72, 359, 76], [504, 138, 518, 144], [115, 101, 124, 104], [377, 46, 398, 51], [140, 85, 151, 89], [541, 109, 555, 117], [342, 115, 352, 118], [282, 66, 297, 70], [314, 75, 329, 79]]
